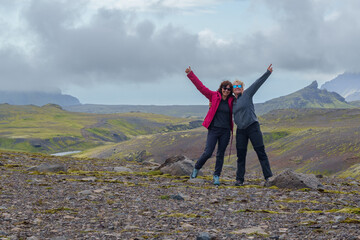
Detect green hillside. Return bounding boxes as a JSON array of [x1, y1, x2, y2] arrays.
[[78, 107, 360, 179], [255, 108, 360, 176], [255, 81, 355, 115], [0, 104, 201, 153], [2, 103, 360, 179]]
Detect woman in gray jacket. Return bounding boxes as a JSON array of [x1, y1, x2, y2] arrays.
[[232, 64, 273, 186]]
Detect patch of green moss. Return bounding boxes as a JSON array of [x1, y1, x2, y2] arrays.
[[320, 189, 349, 194], [172, 179, 188, 183], [341, 218, 360, 223], [42, 207, 76, 214], [137, 170, 163, 176], [263, 131, 290, 144], [298, 208, 323, 214], [159, 195, 170, 200], [336, 207, 360, 214], [235, 209, 279, 214], [158, 185, 177, 189], [276, 199, 320, 204], [4, 164, 21, 168]]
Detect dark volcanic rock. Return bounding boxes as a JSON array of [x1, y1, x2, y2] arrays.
[[26, 163, 67, 173], [157, 155, 195, 176], [170, 194, 185, 201], [265, 169, 324, 189]]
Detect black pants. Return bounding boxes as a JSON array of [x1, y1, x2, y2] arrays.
[[195, 126, 231, 176], [236, 122, 272, 182]]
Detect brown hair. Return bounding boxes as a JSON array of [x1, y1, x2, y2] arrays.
[[217, 80, 233, 97]]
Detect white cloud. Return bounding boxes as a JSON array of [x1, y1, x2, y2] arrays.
[[198, 29, 231, 47]]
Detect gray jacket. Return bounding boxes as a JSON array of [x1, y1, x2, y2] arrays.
[[233, 70, 272, 129]]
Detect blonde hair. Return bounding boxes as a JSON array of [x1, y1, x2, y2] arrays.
[[233, 80, 244, 88]]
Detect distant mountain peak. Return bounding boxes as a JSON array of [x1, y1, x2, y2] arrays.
[[321, 72, 360, 101], [307, 81, 318, 89], [255, 79, 353, 115]]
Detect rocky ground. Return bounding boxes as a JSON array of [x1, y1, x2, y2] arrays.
[[1, 151, 360, 240]]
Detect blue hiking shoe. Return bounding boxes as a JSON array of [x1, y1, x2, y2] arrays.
[[213, 175, 220, 185], [190, 168, 199, 179]]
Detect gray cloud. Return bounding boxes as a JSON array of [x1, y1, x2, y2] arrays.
[[1, 0, 360, 93], [251, 0, 360, 73], [20, 0, 201, 87]]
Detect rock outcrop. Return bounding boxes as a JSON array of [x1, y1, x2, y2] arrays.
[[265, 169, 324, 189], [156, 155, 195, 176]]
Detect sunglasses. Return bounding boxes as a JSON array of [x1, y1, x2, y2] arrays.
[[233, 85, 242, 88], [222, 87, 232, 91]]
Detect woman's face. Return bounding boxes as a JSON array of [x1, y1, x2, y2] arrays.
[[233, 83, 243, 95], [221, 84, 232, 97]]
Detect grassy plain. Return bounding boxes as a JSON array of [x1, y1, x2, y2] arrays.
[[0, 104, 201, 153]]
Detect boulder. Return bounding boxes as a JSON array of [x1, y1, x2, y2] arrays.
[[197, 232, 213, 240], [26, 163, 66, 173], [265, 169, 324, 190], [157, 155, 196, 176]]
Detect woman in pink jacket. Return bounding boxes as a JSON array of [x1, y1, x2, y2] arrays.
[[185, 66, 234, 185]]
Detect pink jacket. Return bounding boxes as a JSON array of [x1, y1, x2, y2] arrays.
[[187, 71, 234, 130]]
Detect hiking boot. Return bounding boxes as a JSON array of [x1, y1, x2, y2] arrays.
[[190, 168, 199, 179], [235, 180, 244, 186], [263, 178, 270, 187], [213, 175, 220, 185]]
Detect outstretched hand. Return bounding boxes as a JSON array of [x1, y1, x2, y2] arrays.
[[185, 66, 192, 74], [267, 64, 273, 73]]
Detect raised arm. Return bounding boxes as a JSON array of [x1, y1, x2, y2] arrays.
[[246, 64, 273, 97], [186, 66, 214, 100]]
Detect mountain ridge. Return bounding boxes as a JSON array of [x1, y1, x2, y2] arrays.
[[65, 80, 357, 118], [254, 80, 355, 115], [0, 90, 80, 107], [321, 72, 360, 101]]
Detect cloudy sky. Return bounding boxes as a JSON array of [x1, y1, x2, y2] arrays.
[[1, 0, 360, 105]]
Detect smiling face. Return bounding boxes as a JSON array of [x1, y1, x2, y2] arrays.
[[233, 80, 244, 96], [218, 80, 233, 99], [221, 85, 232, 98]]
